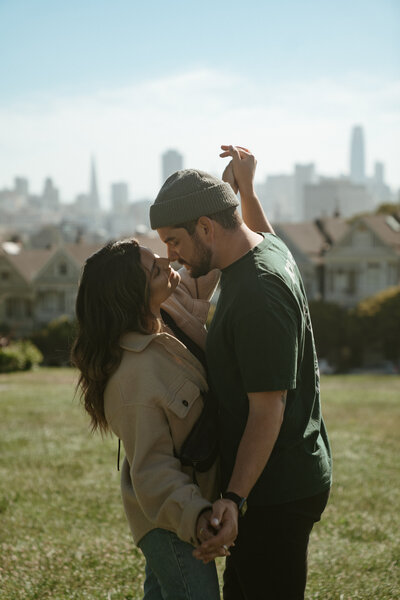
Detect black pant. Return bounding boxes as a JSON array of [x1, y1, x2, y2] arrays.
[[223, 489, 330, 600]]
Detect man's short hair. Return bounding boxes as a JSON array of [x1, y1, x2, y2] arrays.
[[176, 206, 242, 235]]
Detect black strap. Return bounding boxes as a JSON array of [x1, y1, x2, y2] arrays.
[[160, 308, 207, 371]]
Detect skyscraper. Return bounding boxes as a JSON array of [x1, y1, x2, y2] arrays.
[[162, 149, 183, 183], [350, 125, 366, 184], [89, 156, 100, 209]]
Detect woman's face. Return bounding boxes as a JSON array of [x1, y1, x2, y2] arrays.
[[139, 247, 180, 312]]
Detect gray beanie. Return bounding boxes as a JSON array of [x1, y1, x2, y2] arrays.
[[150, 169, 239, 229]]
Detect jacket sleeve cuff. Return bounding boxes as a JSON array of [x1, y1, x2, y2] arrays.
[[176, 496, 212, 546]]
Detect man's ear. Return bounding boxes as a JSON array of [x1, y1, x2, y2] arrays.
[[196, 216, 215, 240]]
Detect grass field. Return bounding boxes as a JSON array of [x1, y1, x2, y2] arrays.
[[0, 369, 399, 599]]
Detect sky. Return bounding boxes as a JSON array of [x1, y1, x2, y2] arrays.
[[0, 0, 399, 207]]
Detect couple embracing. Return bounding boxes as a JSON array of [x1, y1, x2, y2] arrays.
[[72, 145, 332, 600]]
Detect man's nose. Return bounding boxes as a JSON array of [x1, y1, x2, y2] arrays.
[[158, 257, 170, 269], [167, 247, 179, 262]]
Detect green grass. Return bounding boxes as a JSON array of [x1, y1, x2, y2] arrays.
[[0, 370, 399, 599]]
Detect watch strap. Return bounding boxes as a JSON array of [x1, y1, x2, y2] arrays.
[[222, 491, 247, 516]]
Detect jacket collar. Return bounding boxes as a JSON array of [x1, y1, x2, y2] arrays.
[[120, 330, 187, 355], [119, 330, 207, 385]]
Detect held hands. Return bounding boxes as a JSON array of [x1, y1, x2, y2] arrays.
[[220, 145, 257, 198], [193, 500, 238, 563]]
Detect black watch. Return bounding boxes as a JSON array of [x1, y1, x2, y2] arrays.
[[222, 491, 248, 517]]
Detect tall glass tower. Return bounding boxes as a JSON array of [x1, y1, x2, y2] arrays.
[[350, 125, 365, 184], [89, 156, 100, 209]]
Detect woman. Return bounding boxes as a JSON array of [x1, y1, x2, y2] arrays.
[[72, 240, 224, 599]]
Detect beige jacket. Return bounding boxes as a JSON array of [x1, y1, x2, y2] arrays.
[[104, 269, 220, 547]]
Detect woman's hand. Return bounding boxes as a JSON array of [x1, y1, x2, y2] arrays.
[[193, 502, 238, 563], [194, 508, 233, 563], [220, 145, 257, 198], [196, 509, 217, 544], [222, 160, 239, 195]]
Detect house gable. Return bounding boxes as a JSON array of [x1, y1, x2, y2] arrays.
[[0, 251, 31, 290], [33, 248, 81, 285], [325, 218, 395, 260]]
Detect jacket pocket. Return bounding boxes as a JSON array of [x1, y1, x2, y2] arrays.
[[167, 379, 202, 419]]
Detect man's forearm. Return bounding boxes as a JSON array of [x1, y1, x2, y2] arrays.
[[226, 390, 285, 497]]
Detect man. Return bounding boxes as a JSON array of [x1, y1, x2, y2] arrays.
[[150, 146, 332, 599]]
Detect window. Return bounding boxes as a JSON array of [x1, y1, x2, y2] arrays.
[[58, 263, 68, 276], [5, 298, 23, 318], [347, 271, 356, 294], [333, 269, 347, 293], [365, 262, 380, 291]]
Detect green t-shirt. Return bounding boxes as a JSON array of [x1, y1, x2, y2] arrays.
[[206, 234, 332, 505]]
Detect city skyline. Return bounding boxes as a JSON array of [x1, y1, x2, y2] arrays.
[[0, 0, 399, 203], [1, 124, 395, 210]]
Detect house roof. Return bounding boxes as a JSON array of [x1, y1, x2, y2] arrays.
[[65, 234, 168, 266], [2, 234, 170, 282], [318, 217, 349, 244], [275, 222, 327, 264], [361, 215, 400, 254], [5, 248, 54, 282]]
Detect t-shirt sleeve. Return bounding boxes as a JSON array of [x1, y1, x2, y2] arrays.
[[233, 291, 299, 392]]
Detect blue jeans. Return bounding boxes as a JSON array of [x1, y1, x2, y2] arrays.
[[139, 528, 220, 600]]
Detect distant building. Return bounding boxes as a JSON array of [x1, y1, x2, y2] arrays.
[[256, 175, 295, 222], [0, 232, 167, 336], [294, 164, 316, 222], [14, 177, 29, 197], [129, 199, 152, 231], [42, 178, 60, 211], [162, 149, 183, 183], [274, 217, 348, 300], [350, 125, 366, 184], [111, 182, 129, 211], [323, 214, 400, 307], [88, 156, 100, 210], [304, 178, 373, 220], [368, 161, 392, 207]]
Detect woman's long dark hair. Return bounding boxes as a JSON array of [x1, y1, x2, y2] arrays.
[[71, 238, 153, 433]]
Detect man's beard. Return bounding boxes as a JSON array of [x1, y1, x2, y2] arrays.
[[181, 234, 212, 279]]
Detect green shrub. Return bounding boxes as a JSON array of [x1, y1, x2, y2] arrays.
[[31, 316, 77, 366], [0, 341, 43, 373]]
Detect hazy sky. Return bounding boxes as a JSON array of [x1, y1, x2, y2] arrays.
[[1, 0, 399, 206]]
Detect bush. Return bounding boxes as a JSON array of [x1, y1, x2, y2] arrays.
[[0, 341, 43, 373], [30, 316, 77, 366], [354, 286, 400, 363], [310, 287, 400, 371]]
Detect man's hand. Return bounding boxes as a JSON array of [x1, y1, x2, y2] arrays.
[[193, 498, 238, 563], [220, 145, 257, 198]]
